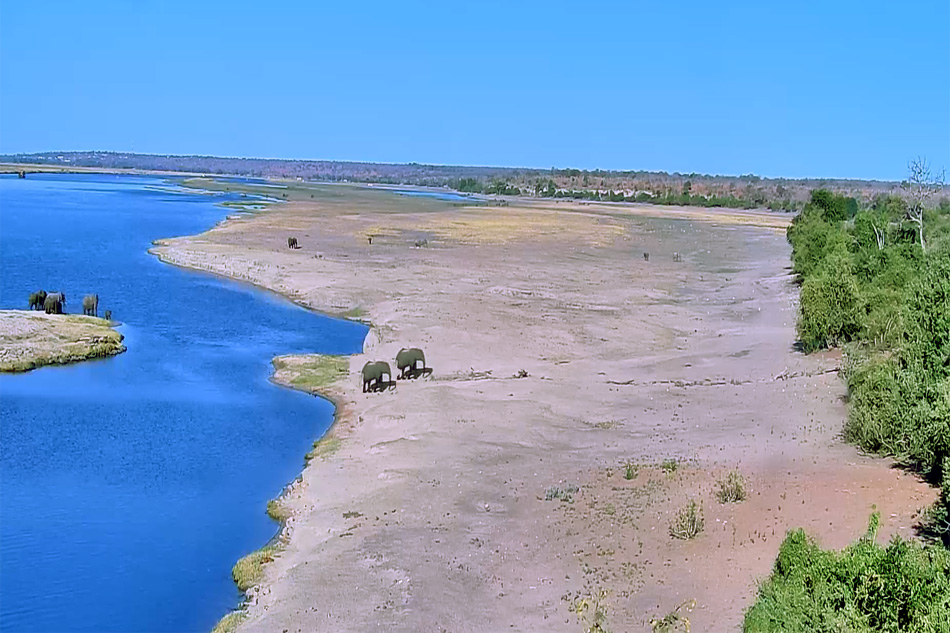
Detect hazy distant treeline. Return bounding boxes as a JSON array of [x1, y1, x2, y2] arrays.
[[4, 151, 910, 211]]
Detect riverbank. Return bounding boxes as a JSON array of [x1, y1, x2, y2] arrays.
[[153, 185, 935, 631], [0, 310, 125, 372]]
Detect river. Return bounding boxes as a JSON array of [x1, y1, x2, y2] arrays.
[[0, 173, 367, 632]]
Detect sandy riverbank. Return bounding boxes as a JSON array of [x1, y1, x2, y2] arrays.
[[153, 187, 935, 632], [0, 310, 125, 372]]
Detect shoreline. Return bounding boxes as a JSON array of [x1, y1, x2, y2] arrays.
[[0, 310, 126, 373], [149, 204, 372, 631], [147, 179, 934, 632]]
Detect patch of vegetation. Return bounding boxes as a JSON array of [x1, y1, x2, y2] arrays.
[[651, 599, 696, 633], [211, 610, 247, 633], [340, 306, 366, 320], [305, 435, 341, 463], [670, 500, 704, 540], [744, 514, 950, 632], [623, 460, 639, 480], [545, 484, 579, 503], [273, 354, 349, 394], [569, 589, 610, 633], [661, 458, 679, 475], [786, 171, 950, 545], [266, 499, 291, 522], [716, 470, 748, 504], [232, 545, 279, 592]]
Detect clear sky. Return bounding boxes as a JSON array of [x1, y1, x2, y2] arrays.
[[1, 1, 947, 180]]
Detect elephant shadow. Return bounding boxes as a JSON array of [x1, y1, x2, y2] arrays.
[[404, 367, 432, 380]]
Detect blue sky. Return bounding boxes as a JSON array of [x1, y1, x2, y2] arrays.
[[1, 1, 948, 180]]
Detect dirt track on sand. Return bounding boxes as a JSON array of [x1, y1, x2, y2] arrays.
[[153, 190, 935, 632]]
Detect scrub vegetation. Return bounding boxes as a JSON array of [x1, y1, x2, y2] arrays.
[[745, 514, 950, 633], [746, 160, 950, 629]]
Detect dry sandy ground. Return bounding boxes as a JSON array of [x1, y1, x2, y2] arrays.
[[153, 190, 935, 632], [0, 310, 125, 372]]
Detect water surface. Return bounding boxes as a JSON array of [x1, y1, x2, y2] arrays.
[[0, 173, 367, 632]]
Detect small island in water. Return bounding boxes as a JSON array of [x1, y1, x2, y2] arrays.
[[0, 310, 125, 372]]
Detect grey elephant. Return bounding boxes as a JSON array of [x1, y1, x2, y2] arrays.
[[395, 347, 427, 379], [287, 236, 299, 249], [104, 310, 113, 321], [29, 290, 47, 311], [44, 292, 65, 314], [361, 361, 393, 392], [82, 294, 99, 317]]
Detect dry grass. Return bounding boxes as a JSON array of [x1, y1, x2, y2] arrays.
[[0, 310, 125, 372], [669, 500, 704, 540], [232, 545, 279, 592], [715, 470, 748, 503], [210, 610, 247, 633]]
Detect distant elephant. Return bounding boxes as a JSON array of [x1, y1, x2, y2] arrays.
[[104, 310, 113, 321], [287, 237, 299, 249], [396, 347, 427, 379], [44, 292, 65, 314], [361, 361, 393, 392], [29, 290, 47, 311], [82, 294, 99, 316], [643, 252, 650, 261]]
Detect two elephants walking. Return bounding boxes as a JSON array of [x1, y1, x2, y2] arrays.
[[362, 347, 429, 393], [29, 290, 65, 314]]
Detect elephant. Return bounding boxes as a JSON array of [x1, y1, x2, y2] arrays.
[[287, 237, 299, 249], [28, 290, 47, 311], [643, 252, 650, 261], [82, 294, 99, 317], [44, 292, 65, 314], [361, 361, 393, 392], [104, 310, 113, 321], [395, 347, 427, 379]]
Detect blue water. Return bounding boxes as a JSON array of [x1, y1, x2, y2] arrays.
[[0, 174, 367, 633]]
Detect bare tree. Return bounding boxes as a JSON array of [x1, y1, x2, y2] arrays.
[[901, 157, 945, 252]]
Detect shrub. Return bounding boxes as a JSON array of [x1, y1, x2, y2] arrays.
[[670, 501, 704, 540], [744, 515, 950, 632], [661, 458, 679, 475], [545, 484, 579, 503], [797, 250, 861, 351], [716, 470, 747, 503]]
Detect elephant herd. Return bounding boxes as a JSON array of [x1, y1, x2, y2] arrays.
[[27, 289, 107, 318], [362, 347, 430, 393]]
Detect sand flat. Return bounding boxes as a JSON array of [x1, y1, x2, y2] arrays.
[[153, 192, 934, 632]]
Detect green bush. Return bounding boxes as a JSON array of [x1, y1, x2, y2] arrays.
[[744, 515, 950, 633], [797, 250, 862, 351]]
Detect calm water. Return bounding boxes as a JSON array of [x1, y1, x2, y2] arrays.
[[0, 174, 367, 632]]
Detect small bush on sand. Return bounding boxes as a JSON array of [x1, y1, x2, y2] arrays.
[[546, 484, 579, 503], [650, 599, 696, 633], [716, 470, 748, 503], [570, 589, 610, 633], [661, 458, 679, 475], [623, 460, 639, 480], [670, 500, 704, 540]]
